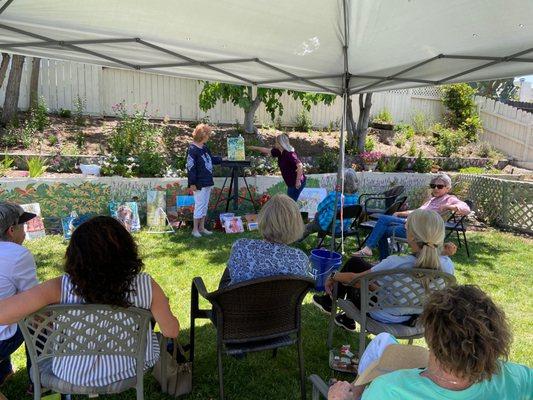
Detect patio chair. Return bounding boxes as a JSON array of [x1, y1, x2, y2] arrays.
[[315, 205, 363, 250], [444, 200, 474, 257], [18, 304, 153, 400], [333, 268, 456, 358], [190, 275, 315, 400], [308, 375, 329, 400], [357, 198, 407, 249], [358, 185, 405, 216]]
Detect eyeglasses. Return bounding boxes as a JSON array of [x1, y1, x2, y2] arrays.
[[429, 184, 446, 189]]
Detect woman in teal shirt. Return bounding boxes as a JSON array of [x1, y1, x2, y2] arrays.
[[328, 285, 532, 400]]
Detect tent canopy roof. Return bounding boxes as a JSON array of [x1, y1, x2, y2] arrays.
[[1, 0, 532, 94]]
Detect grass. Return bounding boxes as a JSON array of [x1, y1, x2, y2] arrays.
[[3, 229, 532, 399]]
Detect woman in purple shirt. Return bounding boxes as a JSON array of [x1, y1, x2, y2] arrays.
[[249, 133, 306, 201]]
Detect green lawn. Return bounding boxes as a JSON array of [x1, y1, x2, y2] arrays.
[[3, 229, 532, 399]]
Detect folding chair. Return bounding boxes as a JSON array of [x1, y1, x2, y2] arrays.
[[316, 205, 363, 251], [444, 200, 474, 257]]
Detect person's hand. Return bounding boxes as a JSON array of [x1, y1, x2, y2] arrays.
[[295, 181, 301, 189], [325, 277, 335, 295], [392, 211, 401, 217], [328, 381, 358, 400], [189, 185, 197, 193], [442, 242, 457, 256]]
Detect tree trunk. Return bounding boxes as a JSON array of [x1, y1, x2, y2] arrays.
[[0, 53, 10, 89], [29, 57, 41, 109], [1, 54, 25, 127], [243, 92, 262, 134], [355, 92, 373, 153]]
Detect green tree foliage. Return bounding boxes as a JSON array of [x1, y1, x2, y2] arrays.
[[198, 82, 335, 133], [469, 79, 518, 101], [441, 83, 482, 142]]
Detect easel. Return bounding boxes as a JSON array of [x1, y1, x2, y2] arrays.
[[146, 207, 175, 234], [213, 160, 257, 212]]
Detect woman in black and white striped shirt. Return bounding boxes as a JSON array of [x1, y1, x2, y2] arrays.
[[0, 216, 180, 387]]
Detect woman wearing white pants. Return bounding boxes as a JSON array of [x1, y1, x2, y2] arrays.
[[186, 124, 222, 237]]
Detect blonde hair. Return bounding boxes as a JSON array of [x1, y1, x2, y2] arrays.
[[258, 194, 304, 244], [192, 123, 212, 142], [276, 133, 295, 152], [406, 209, 445, 271], [344, 169, 358, 194]]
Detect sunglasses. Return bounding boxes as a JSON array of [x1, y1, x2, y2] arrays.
[[429, 184, 446, 189]]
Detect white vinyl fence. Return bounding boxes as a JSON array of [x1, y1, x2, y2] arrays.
[[0, 57, 531, 166]]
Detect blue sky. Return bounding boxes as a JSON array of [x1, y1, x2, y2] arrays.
[[517, 75, 533, 82]]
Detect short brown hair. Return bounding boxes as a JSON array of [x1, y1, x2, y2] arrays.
[[420, 285, 511, 383], [192, 123, 212, 142], [258, 194, 304, 244]]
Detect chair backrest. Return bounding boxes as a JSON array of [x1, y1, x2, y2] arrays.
[[19, 304, 152, 390], [382, 186, 405, 207], [383, 197, 406, 215], [206, 275, 315, 343], [334, 204, 363, 221], [359, 268, 456, 315]]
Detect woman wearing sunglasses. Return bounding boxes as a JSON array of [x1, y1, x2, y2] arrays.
[[353, 174, 470, 260]]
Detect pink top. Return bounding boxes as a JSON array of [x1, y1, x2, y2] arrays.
[[419, 194, 470, 215]]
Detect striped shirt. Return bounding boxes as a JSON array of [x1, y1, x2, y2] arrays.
[[52, 273, 160, 386]]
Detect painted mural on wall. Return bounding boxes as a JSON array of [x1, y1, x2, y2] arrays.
[[0, 172, 435, 232]]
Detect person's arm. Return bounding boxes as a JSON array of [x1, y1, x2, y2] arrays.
[[151, 278, 180, 338], [0, 277, 61, 325], [207, 147, 223, 165], [325, 269, 373, 295], [392, 210, 411, 218], [440, 196, 471, 215], [248, 146, 272, 156], [186, 148, 198, 191], [295, 162, 304, 189]]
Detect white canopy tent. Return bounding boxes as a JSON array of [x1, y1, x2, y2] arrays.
[[1, 0, 532, 257]]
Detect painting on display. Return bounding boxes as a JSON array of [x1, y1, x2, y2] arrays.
[[108, 201, 141, 232], [297, 188, 328, 219], [224, 216, 244, 234], [146, 191, 167, 227], [61, 212, 93, 240], [20, 203, 46, 239]]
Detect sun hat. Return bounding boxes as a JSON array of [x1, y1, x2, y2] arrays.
[[354, 344, 429, 386], [0, 202, 36, 233]]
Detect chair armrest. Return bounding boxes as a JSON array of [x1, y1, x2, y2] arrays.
[[363, 195, 396, 211], [192, 277, 210, 299], [309, 374, 329, 399], [357, 193, 377, 204], [191, 277, 211, 320]]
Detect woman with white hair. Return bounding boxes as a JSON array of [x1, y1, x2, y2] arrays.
[[322, 209, 455, 331], [354, 174, 470, 260], [219, 194, 309, 287], [300, 169, 359, 241], [249, 133, 306, 201]]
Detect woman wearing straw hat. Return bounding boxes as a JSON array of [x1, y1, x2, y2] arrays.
[[249, 133, 307, 201], [327, 285, 532, 400]]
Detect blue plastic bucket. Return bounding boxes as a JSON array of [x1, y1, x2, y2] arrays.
[[309, 249, 343, 291]]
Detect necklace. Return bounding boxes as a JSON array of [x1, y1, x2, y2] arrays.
[[422, 368, 472, 389]]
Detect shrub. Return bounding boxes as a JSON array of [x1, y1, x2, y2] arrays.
[[373, 108, 393, 124], [412, 151, 432, 173], [48, 134, 58, 147], [294, 109, 312, 131], [433, 127, 466, 157], [474, 142, 503, 161], [412, 111, 430, 135], [1, 125, 20, 147], [395, 134, 406, 148], [73, 96, 86, 126], [378, 155, 407, 172], [407, 141, 417, 157], [58, 108, 72, 118], [360, 151, 383, 164], [74, 129, 86, 151], [364, 136, 376, 151], [27, 156, 47, 177], [459, 166, 501, 175], [394, 123, 415, 139], [441, 83, 481, 142], [316, 150, 337, 173], [30, 98, 50, 132], [0, 153, 14, 177]]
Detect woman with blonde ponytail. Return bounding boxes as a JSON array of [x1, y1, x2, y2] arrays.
[[319, 209, 455, 331]]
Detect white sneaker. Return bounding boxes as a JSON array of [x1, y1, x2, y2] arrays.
[[200, 229, 213, 235], [191, 230, 202, 238]]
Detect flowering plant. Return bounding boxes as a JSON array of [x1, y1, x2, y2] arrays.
[[258, 193, 271, 207], [359, 151, 383, 163]]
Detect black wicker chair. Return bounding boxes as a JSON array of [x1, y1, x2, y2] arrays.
[[358, 185, 405, 215], [190, 275, 315, 400], [315, 205, 363, 250]]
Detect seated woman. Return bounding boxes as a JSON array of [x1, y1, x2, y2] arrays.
[[328, 285, 532, 400], [300, 168, 359, 241], [219, 194, 308, 287], [355, 173, 470, 260], [0, 216, 180, 387], [317, 209, 454, 331]]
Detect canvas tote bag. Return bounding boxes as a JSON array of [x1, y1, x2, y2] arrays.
[[153, 334, 192, 397]]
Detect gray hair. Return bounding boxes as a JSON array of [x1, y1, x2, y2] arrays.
[[276, 133, 295, 152], [344, 169, 359, 194], [431, 173, 452, 188]]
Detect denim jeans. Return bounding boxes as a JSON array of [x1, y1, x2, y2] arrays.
[[286, 177, 307, 202], [0, 327, 31, 382], [365, 214, 407, 260]]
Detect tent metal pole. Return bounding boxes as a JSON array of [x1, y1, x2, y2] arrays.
[[257, 74, 343, 85], [0, 0, 15, 15], [0, 38, 138, 48], [441, 54, 533, 63], [255, 59, 341, 95], [140, 58, 257, 69], [135, 38, 256, 84]]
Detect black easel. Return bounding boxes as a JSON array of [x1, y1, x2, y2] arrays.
[[212, 160, 257, 212]]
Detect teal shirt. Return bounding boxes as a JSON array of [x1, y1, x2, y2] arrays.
[[362, 362, 532, 400]]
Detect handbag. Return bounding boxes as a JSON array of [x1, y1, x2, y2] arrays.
[[152, 334, 192, 397]]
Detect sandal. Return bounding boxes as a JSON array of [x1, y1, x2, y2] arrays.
[[352, 249, 372, 258]]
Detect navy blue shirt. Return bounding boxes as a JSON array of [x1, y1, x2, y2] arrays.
[[186, 144, 222, 189]]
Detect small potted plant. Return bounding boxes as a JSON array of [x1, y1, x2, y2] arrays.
[[360, 151, 383, 171], [370, 109, 394, 131]]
